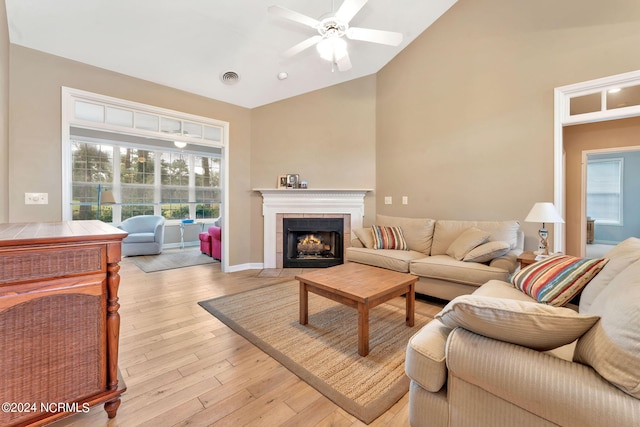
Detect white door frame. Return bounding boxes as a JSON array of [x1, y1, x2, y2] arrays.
[[553, 69, 640, 253]]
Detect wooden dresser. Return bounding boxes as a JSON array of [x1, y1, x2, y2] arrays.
[[0, 221, 127, 426]]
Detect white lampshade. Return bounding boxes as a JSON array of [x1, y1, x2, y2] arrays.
[[525, 202, 564, 224], [101, 190, 116, 205], [316, 37, 347, 62]]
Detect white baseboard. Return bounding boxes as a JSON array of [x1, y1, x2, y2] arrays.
[[226, 262, 264, 273]]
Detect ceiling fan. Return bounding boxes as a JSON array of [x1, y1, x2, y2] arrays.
[[268, 0, 403, 71]]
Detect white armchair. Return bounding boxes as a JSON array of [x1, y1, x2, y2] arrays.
[[117, 215, 165, 256]]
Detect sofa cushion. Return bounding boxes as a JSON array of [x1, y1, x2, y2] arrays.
[[580, 237, 640, 313], [472, 279, 537, 301], [463, 241, 511, 263], [431, 220, 520, 255], [511, 255, 609, 307], [345, 248, 427, 273], [574, 258, 640, 399], [410, 255, 511, 287], [405, 320, 452, 392], [123, 232, 156, 243], [436, 295, 600, 351], [353, 227, 375, 249], [445, 227, 490, 260], [371, 225, 409, 250], [376, 215, 436, 255]]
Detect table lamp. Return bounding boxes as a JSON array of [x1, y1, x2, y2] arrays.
[[525, 202, 564, 256], [97, 184, 117, 220]]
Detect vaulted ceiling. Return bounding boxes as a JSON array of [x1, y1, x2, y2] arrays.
[[5, 0, 457, 108]]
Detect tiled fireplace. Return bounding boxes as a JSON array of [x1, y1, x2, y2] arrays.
[[256, 189, 369, 269]]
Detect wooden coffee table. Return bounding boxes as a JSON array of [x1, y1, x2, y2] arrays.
[[295, 262, 418, 356]]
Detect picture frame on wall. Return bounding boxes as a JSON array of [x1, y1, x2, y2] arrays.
[[286, 174, 299, 188], [277, 175, 288, 189]]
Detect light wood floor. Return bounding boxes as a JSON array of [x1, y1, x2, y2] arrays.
[[53, 256, 444, 427]]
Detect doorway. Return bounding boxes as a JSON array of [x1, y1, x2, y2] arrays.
[[563, 117, 640, 256]]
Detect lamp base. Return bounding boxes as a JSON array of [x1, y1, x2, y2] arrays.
[[538, 227, 549, 256]]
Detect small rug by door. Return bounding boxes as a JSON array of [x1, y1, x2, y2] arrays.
[[198, 281, 433, 424], [130, 249, 218, 273]]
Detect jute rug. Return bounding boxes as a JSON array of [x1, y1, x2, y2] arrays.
[[130, 249, 218, 273], [198, 280, 433, 424]]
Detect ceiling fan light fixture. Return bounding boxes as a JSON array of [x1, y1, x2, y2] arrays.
[[317, 37, 347, 61]]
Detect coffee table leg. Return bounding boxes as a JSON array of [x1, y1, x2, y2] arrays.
[[299, 281, 308, 325], [358, 303, 369, 356], [406, 282, 415, 327]]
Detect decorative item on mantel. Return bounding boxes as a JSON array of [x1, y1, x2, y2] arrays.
[[277, 174, 306, 189]]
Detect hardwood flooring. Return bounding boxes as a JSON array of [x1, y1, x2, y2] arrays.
[[53, 255, 444, 427]]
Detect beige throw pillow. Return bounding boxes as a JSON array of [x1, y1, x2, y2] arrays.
[[436, 295, 599, 351], [446, 227, 490, 261], [463, 241, 511, 263], [353, 227, 375, 249]]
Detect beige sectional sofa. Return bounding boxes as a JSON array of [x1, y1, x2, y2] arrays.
[[346, 215, 523, 300], [405, 237, 640, 426]]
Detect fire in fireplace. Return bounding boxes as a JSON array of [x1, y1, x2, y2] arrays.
[[283, 218, 344, 268]]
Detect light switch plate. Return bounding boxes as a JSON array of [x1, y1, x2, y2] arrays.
[[25, 193, 48, 204], [402, 196, 408, 205], [384, 196, 392, 205]]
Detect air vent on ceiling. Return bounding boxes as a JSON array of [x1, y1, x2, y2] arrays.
[[220, 71, 240, 85]]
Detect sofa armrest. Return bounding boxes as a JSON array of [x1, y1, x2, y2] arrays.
[[446, 328, 640, 426], [405, 320, 453, 392], [489, 250, 519, 273]]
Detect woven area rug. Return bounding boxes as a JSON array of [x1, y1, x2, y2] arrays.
[[198, 281, 433, 424], [130, 249, 218, 273]]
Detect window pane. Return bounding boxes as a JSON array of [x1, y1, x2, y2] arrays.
[[135, 112, 159, 131], [106, 107, 134, 127], [569, 93, 601, 115], [161, 152, 190, 186], [70, 141, 113, 220], [203, 125, 221, 141], [120, 148, 155, 184], [587, 159, 622, 224], [160, 117, 181, 134], [606, 85, 640, 110], [183, 122, 202, 138], [75, 101, 105, 122]]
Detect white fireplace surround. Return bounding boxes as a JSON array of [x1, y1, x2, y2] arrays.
[[256, 189, 371, 269]]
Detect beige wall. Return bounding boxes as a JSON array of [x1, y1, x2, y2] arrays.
[[376, 0, 640, 250], [8, 45, 253, 267], [0, 0, 8, 223], [564, 117, 640, 256], [250, 76, 377, 262]]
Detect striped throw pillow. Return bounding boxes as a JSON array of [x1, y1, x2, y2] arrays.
[[371, 225, 409, 250], [511, 255, 609, 306]]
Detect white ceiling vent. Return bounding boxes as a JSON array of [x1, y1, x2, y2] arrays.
[[220, 71, 240, 85]]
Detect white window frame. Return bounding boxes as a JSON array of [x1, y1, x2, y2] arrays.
[[61, 87, 230, 271]]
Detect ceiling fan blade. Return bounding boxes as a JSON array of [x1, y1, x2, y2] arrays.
[[268, 5, 320, 28], [336, 51, 352, 71], [335, 0, 368, 23], [283, 35, 322, 58], [346, 27, 403, 46]]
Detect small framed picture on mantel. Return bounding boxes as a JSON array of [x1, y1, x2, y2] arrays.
[[277, 175, 287, 189], [286, 174, 299, 189]]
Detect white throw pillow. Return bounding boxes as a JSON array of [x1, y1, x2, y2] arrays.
[[353, 227, 375, 249], [435, 295, 599, 351], [463, 241, 511, 263], [446, 227, 490, 261]]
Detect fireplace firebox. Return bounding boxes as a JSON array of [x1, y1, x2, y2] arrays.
[[283, 218, 344, 268]]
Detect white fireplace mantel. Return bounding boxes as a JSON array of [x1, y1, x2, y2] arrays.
[[255, 189, 372, 268]]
